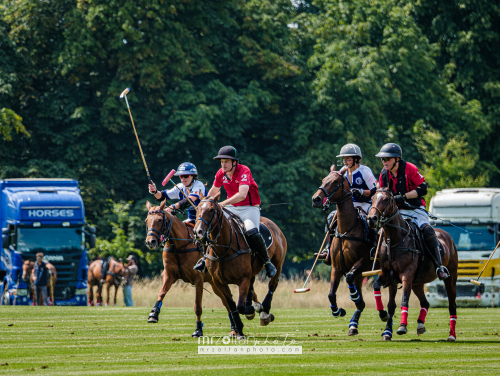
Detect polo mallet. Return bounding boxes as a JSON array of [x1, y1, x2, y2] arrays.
[[294, 213, 337, 293], [362, 228, 384, 277], [161, 169, 197, 211], [120, 88, 152, 184], [469, 239, 500, 286]]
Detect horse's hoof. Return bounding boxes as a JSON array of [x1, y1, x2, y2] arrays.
[[379, 310, 389, 322], [148, 311, 159, 323], [229, 330, 237, 337], [447, 335, 456, 342], [382, 335, 392, 341], [417, 323, 426, 335], [105, 302, 109, 307], [237, 334, 245, 340], [396, 324, 407, 335], [348, 327, 358, 336], [96, 303, 102, 307], [339, 308, 346, 317], [245, 312, 255, 321], [252, 302, 263, 313], [260, 312, 274, 326], [192, 330, 203, 338]]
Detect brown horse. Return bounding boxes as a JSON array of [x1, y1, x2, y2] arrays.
[[88, 258, 128, 306], [193, 192, 287, 339], [22, 260, 57, 306], [367, 188, 458, 341], [312, 171, 382, 335], [145, 200, 253, 338]]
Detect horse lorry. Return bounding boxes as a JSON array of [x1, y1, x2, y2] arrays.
[[425, 188, 500, 307], [0, 179, 95, 305]]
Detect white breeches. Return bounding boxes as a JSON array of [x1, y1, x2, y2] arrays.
[[224, 205, 261, 232]]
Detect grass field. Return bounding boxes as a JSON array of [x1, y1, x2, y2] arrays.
[[1, 304, 499, 375]]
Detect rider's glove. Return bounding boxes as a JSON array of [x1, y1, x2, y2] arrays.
[[394, 194, 405, 205], [351, 188, 363, 198]]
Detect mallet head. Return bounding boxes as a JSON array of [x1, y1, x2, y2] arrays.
[[293, 288, 310, 293], [120, 88, 130, 98], [162, 169, 177, 186], [362, 269, 383, 277], [469, 279, 483, 286]]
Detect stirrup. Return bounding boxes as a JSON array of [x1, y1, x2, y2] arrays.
[[194, 259, 206, 273], [436, 266, 450, 280]]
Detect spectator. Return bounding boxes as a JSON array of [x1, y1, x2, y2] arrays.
[[123, 255, 139, 306], [33, 252, 49, 306]]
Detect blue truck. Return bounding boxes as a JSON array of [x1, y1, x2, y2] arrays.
[[1, 179, 95, 305]]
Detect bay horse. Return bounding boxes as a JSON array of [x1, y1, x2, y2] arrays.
[[367, 188, 458, 341], [193, 192, 287, 340], [145, 200, 257, 338], [312, 171, 384, 335], [88, 258, 128, 306], [22, 260, 57, 306]]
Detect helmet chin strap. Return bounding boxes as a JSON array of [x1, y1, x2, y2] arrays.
[[390, 158, 399, 172]]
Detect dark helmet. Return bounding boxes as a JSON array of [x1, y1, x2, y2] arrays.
[[213, 146, 239, 161], [375, 143, 402, 158], [174, 162, 198, 176], [337, 143, 362, 159]]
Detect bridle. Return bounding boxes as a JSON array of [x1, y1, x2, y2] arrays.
[[196, 199, 224, 245], [318, 171, 353, 211], [371, 189, 408, 233], [146, 210, 170, 247]]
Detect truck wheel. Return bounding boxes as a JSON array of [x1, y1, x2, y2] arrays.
[[2, 283, 10, 306]]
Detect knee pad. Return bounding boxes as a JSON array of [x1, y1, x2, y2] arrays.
[[420, 223, 435, 238], [345, 272, 355, 284]]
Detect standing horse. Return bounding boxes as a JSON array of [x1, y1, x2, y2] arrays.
[[367, 188, 458, 341], [193, 192, 287, 339], [145, 200, 255, 337], [312, 171, 383, 335], [88, 258, 127, 306], [22, 260, 57, 306]]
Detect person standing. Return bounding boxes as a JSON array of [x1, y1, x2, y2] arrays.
[[33, 252, 49, 306], [123, 255, 139, 307], [194, 146, 277, 278]]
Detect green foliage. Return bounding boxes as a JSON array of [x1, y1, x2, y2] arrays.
[[415, 125, 490, 203], [0, 108, 29, 141]]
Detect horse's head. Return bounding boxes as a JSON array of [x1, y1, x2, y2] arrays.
[[367, 188, 397, 229], [312, 171, 350, 209], [22, 260, 33, 281], [145, 200, 167, 249], [194, 191, 221, 243]]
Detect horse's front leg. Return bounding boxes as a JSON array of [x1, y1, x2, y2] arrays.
[[259, 271, 280, 326], [382, 284, 397, 341], [208, 280, 237, 337], [412, 284, 430, 336], [244, 276, 258, 320], [148, 269, 176, 323], [328, 266, 346, 318], [113, 284, 118, 306], [346, 259, 367, 336], [396, 274, 412, 335], [105, 281, 111, 306], [192, 273, 205, 338], [237, 277, 254, 319], [213, 277, 245, 339]]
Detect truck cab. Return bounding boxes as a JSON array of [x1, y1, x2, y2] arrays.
[[426, 188, 500, 307], [0, 179, 95, 305]]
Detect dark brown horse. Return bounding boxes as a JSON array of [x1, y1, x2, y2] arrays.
[[22, 260, 57, 306], [193, 192, 287, 339], [312, 171, 383, 335], [88, 258, 128, 306], [367, 188, 458, 341], [145, 200, 256, 338]]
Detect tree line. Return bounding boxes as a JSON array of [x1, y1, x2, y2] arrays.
[[1, 0, 497, 276]]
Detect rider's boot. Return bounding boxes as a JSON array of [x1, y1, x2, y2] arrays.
[[421, 224, 449, 280], [246, 228, 277, 278], [193, 258, 206, 273]]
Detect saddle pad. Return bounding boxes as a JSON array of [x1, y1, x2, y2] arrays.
[[260, 223, 273, 250]]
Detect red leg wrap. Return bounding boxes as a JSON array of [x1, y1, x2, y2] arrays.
[[401, 307, 408, 326], [417, 307, 428, 323], [450, 315, 457, 338], [374, 291, 384, 311]]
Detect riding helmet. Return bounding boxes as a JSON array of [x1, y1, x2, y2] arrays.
[[213, 146, 239, 161], [375, 143, 402, 158], [337, 143, 362, 159], [174, 162, 198, 176]]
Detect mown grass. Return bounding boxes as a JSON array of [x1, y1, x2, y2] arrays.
[[1, 305, 499, 375]]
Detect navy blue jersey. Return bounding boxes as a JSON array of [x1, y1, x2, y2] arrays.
[[344, 165, 377, 203]]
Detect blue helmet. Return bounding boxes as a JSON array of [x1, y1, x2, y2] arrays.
[[174, 162, 198, 176]]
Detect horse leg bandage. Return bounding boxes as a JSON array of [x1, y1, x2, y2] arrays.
[[331, 304, 341, 317], [401, 307, 408, 326], [450, 315, 457, 338], [374, 290, 384, 311], [417, 307, 428, 324], [348, 283, 361, 304]]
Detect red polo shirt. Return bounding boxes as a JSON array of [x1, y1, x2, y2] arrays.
[[214, 164, 261, 207], [379, 161, 426, 207]]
